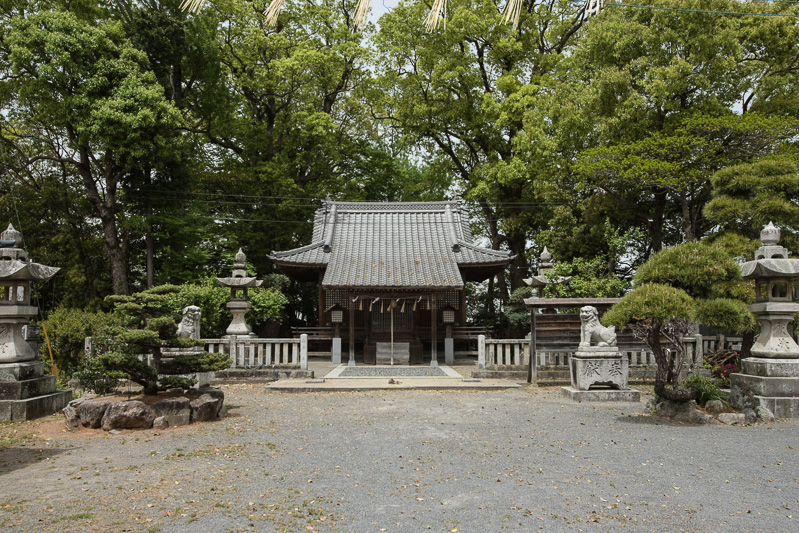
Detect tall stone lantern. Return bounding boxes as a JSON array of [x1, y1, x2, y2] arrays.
[[0, 224, 71, 420], [731, 222, 799, 417], [217, 249, 262, 337]]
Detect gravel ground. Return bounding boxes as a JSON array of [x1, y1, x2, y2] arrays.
[[1, 384, 798, 532]]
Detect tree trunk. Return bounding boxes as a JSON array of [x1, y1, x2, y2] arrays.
[[650, 190, 667, 253], [648, 323, 696, 402], [145, 168, 154, 289], [78, 156, 129, 295]]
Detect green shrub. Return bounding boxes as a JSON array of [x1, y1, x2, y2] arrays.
[[161, 280, 230, 338], [37, 307, 119, 386], [248, 287, 289, 326], [683, 373, 728, 407], [161, 279, 288, 338], [100, 286, 230, 395], [74, 357, 124, 396]]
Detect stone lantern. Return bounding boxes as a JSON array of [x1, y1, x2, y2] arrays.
[[732, 222, 799, 417], [523, 247, 570, 298], [216, 249, 262, 337], [0, 224, 71, 420]]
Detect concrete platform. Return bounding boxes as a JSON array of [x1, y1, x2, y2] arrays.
[[264, 364, 521, 392], [561, 386, 641, 402]]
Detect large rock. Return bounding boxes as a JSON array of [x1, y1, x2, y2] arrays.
[[656, 399, 704, 423], [101, 401, 155, 431], [76, 400, 110, 429], [189, 388, 225, 416], [190, 394, 221, 422], [151, 397, 191, 427], [756, 405, 776, 422], [717, 412, 746, 425], [153, 416, 169, 430], [62, 404, 79, 431], [705, 399, 726, 414]]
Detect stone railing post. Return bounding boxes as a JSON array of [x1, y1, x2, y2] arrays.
[[477, 334, 486, 369], [300, 334, 308, 370]]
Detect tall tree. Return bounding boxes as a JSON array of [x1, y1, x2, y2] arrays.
[[705, 157, 799, 249], [373, 0, 589, 298], [187, 0, 382, 274], [2, 9, 183, 294], [553, 0, 799, 264]]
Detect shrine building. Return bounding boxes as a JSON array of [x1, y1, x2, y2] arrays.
[[268, 200, 514, 366]]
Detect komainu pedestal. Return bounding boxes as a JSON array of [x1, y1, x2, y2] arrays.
[[570, 348, 629, 390], [561, 306, 640, 402]]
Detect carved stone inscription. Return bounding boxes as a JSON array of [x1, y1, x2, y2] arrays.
[[570, 353, 628, 391]]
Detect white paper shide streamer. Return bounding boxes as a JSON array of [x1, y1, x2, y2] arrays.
[[502, 0, 523, 29], [264, 0, 286, 27], [179, 0, 205, 13], [353, 0, 371, 31], [424, 0, 447, 31]]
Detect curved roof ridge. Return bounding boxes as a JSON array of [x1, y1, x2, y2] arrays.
[[329, 200, 460, 212], [457, 240, 513, 258], [269, 241, 327, 260]]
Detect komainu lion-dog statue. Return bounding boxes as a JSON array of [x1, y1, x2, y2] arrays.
[[578, 305, 617, 348]]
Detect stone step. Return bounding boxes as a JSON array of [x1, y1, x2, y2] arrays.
[[0, 360, 46, 381], [0, 390, 72, 421], [0, 375, 57, 400], [215, 368, 314, 381], [471, 367, 656, 384]]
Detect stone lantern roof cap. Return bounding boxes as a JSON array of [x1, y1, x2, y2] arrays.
[[741, 223, 799, 279], [217, 247, 262, 288], [0, 224, 59, 280], [761, 222, 780, 245]]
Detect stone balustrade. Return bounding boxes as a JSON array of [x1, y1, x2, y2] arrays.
[[204, 335, 308, 370], [478, 334, 707, 371]]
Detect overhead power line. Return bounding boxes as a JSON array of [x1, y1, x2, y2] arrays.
[[573, 0, 799, 17]]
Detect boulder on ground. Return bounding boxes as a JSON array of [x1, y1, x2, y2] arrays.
[[76, 400, 110, 429], [190, 394, 221, 422], [756, 406, 775, 422], [151, 397, 191, 427], [656, 399, 704, 423], [62, 405, 79, 431], [717, 412, 746, 425], [101, 401, 155, 431], [189, 388, 225, 416], [742, 407, 757, 424], [705, 399, 726, 414], [153, 416, 169, 430]]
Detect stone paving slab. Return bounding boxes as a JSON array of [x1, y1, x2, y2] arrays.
[[325, 364, 462, 379], [265, 377, 522, 392], [266, 363, 523, 392]]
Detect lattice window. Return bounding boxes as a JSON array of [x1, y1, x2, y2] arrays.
[[437, 291, 460, 309], [325, 289, 350, 309], [371, 308, 413, 332]]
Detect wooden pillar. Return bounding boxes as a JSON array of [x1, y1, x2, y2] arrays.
[[348, 290, 355, 366], [527, 309, 537, 384], [318, 274, 325, 326], [430, 293, 438, 367]]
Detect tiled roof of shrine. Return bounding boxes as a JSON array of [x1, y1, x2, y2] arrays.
[[269, 200, 514, 288]]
